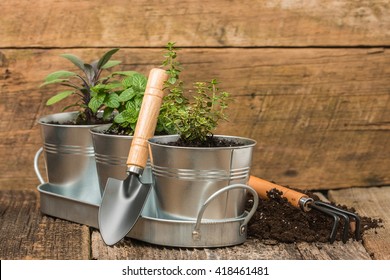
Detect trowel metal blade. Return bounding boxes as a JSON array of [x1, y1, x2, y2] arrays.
[[98, 174, 151, 246]]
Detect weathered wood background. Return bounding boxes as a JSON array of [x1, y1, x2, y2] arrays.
[[0, 0, 389, 190]]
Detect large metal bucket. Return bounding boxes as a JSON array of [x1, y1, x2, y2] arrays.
[[90, 125, 153, 196], [148, 135, 256, 220], [35, 111, 103, 202]]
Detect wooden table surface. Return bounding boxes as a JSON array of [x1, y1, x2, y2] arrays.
[[1, 187, 388, 260]]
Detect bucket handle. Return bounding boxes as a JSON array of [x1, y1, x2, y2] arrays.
[[34, 147, 46, 184], [192, 184, 259, 241]]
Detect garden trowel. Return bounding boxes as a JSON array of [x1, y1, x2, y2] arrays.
[[98, 68, 168, 246]]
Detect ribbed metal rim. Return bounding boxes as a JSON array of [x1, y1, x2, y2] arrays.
[[151, 166, 250, 180]]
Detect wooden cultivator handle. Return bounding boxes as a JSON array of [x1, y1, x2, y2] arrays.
[[248, 175, 362, 243], [248, 176, 310, 210], [126, 68, 168, 171]]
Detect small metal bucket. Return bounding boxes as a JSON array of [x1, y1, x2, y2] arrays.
[[148, 135, 256, 220], [90, 124, 153, 196], [34, 111, 103, 201]]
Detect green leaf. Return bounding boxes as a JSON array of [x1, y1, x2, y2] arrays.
[[83, 63, 95, 84], [122, 73, 147, 90], [125, 101, 137, 111], [40, 79, 69, 87], [134, 96, 143, 109], [132, 73, 147, 90], [90, 84, 104, 95], [92, 82, 122, 92], [114, 110, 138, 124], [107, 81, 123, 89], [111, 71, 138, 77], [118, 88, 136, 102], [122, 76, 133, 88], [168, 77, 177, 85], [175, 96, 184, 104], [126, 96, 143, 112], [101, 60, 121, 69], [113, 111, 126, 123], [88, 92, 106, 113], [103, 107, 114, 120], [105, 93, 120, 108], [44, 71, 77, 82], [46, 90, 74, 105], [88, 98, 101, 113], [97, 48, 119, 69], [60, 54, 85, 72], [122, 122, 130, 128]]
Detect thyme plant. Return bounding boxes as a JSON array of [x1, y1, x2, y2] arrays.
[[159, 42, 230, 144]]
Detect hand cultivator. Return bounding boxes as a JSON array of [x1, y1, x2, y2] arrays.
[[248, 176, 361, 243]]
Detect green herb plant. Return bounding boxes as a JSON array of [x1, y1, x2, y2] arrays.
[[104, 73, 147, 135], [159, 42, 230, 145], [40, 49, 134, 124]]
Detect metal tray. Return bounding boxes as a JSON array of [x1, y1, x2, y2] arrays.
[[37, 183, 258, 248]]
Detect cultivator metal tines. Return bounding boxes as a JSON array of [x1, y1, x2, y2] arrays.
[[297, 197, 361, 243], [248, 176, 362, 244]]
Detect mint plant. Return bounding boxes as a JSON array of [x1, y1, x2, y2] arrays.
[[159, 42, 231, 144], [103, 73, 147, 135], [40, 49, 132, 124]]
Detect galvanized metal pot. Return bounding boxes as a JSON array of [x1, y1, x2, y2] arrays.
[[148, 135, 257, 220], [35, 111, 105, 202], [90, 125, 153, 196]]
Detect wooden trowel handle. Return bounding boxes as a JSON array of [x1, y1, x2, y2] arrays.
[[248, 175, 308, 209], [126, 68, 168, 170]]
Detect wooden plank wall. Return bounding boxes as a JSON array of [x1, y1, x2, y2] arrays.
[[0, 0, 389, 190]]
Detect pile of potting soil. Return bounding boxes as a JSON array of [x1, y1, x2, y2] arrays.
[[246, 188, 382, 243]]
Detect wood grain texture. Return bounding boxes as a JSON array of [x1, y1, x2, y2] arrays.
[[328, 187, 390, 260], [296, 241, 371, 260], [0, 189, 374, 259], [0, 190, 90, 259], [91, 231, 370, 260], [91, 232, 302, 259], [0, 48, 389, 190], [1, 0, 390, 47], [127, 68, 168, 168]]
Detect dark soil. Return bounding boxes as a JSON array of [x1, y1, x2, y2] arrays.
[[102, 123, 133, 135], [45, 112, 112, 126], [101, 124, 169, 136], [247, 188, 383, 244], [47, 119, 110, 125], [166, 135, 243, 147]]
